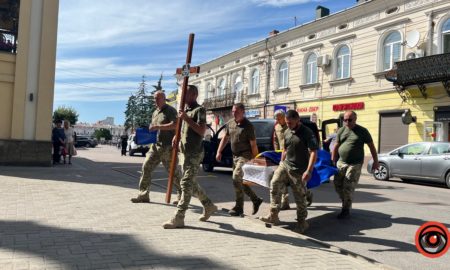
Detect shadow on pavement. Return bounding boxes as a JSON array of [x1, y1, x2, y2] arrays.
[[284, 207, 450, 253], [0, 220, 228, 269]]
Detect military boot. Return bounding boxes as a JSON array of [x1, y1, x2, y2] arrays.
[[259, 209, 280, 225], [162, 216, 184, 229], [306, 190, 313, 207], [337, 208, 350, 219], [228, 206, 243, 216], [252, 197, 263, 215], [294, 220, 309, 234], [130, 195, 150, 203], [199, 204, 218, 222]]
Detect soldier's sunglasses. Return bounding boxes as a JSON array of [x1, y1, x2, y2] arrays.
[[343, 118, 354, 122]]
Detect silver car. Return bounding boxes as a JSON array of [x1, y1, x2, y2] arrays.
[[367, 142, 450, 188]]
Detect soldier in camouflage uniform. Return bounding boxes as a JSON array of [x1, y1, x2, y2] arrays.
[[131, 91, 182, 204], [260, 110, 318, 234], [274, 110, 314, 209], [273, 110, 290, 210], [216, 103, 263, 216], [163, 85, 218, 229], [332, 111, 379, 219]]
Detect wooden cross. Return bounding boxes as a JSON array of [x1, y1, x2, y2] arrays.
[[166, 33, 200, 203]]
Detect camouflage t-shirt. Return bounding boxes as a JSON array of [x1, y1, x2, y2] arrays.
[[274, 123, 288, 150], [226, 118, 256, 159], [282, 124, 319, 173], [337, 124, 373, 165], [180, 102, 206, 155], [152, 104, 177, 147]]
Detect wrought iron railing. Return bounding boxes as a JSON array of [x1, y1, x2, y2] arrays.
[[0, 0, 20, 54], [203, 91, 246, 110], [393, 53, 450, 86], [0, 29, 17, 53], [385, 53, 450, 101]]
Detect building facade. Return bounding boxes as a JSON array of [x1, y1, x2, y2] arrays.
[[0, 0, 59, 165], [189, 0, 450, 154]]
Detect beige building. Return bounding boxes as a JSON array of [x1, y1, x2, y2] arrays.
[[0, 0, 59, 165], [190, 0, 450, 154]]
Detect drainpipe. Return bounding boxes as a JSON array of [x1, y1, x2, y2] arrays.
[[427, 11, 434, 56], [264, 38, 272, 119]]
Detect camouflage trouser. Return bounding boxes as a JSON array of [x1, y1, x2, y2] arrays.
[[175, 151, 214, 218], [233, 156, 260, 209], [138, 144, 182, 199], [333, 160, 362, 210], [281, 184, 289, 205], [270, 163, 307, 222]]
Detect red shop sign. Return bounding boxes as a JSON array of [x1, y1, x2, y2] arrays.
[[333, 102, 365, 111]]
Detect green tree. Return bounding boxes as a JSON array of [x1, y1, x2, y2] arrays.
[[124, 94, 137, 131], [93, 128, 112, 141], [124, 75, 162, 130], [53, 106, 79, 125]]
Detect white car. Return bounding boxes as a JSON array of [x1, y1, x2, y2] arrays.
[[127, 134, 150, 156]]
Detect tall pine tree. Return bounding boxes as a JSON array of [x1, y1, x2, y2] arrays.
[[124, 75, 162, 131], [124, 94, 137, 131]]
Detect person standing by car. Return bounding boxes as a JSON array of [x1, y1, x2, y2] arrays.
[[163, 85, 218, 229], [216, 103, 264, 216], [120, 133, 128, 156], [63, 120, 76, 165], [51, 120, 65, 165], [332, 111, 379, 219], [131, 91, 183, 204], [260, 110, 318, 234]]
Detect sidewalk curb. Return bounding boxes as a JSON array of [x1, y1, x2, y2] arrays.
[[114, 167, 397, 270]]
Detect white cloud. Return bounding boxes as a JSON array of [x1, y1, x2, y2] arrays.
[[250, 0, 322, 7], [57, 0, 253, 49]]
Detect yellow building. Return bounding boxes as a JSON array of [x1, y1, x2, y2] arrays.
[[190, 0, 450, 156], [0, 0, 59, 165]]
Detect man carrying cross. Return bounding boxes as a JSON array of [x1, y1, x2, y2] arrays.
[[163, 85, 218, 229]]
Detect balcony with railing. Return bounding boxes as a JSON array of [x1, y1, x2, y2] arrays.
[[0, 0, 19, 54], [203, 91, 246, 110], [385, 53, 450, 101]]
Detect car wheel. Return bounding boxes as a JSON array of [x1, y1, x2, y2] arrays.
[[202, 162, 214, 172], [373, 163, 389, 181], [86, 143, 92, 148], [446, 173, 450, 189], [129, 149, 134, 156]]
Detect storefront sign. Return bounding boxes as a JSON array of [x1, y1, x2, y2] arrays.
[[297, 106, 319, 113], [274, 105, 287, 113], [246, 109, 260, 118], [333, 102, 365, 111]]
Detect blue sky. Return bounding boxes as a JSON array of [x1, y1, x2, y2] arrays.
[[55, 0, 357, 125]]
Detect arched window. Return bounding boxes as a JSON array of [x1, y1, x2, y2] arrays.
[[277, 60, 288, 88], [250, 69, 259, 94], [217, 78, 225, 96], [335, 45, 351, 79], [206, 82, 212, 99], [382, 31, 402, 70], [306, 53, 318, 84], [233, 75, 243, 92], [442, 18, 450, 53]]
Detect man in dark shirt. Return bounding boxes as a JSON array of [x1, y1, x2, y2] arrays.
[[332, 111, 379, 219], [216, 103, 263, 216], [260, 110, 318, 234], [52, 120, 65, 165]]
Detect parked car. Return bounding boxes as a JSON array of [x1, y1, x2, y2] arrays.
[[367, 142, 450, 188], [127, 134, 150, 156], [201, 118, 323, 172], [74, 136, 97, 148]]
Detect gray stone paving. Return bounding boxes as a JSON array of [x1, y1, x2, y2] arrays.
[[0, 147, 395, 270]]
